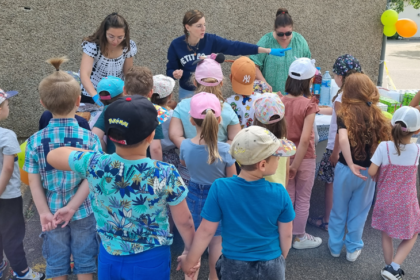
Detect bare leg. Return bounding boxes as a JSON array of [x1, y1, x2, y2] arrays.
[[324, 182, 333, 224], [393, 233, 418, 265], [382, 231, 394, 265], [208, 236, 222, 280], [52, 276, 67, 280]]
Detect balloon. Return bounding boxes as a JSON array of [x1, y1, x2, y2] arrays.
[[382, 111, 393, 120], [20, 167, 29, 185], [381, 9, 399, 26], [17, 141, 27, 169], [383, 25, 397, 37], [396, 19, 418, 38]]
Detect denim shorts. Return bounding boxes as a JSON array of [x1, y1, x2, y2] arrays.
[[186, 182, 222, 236], [40, 214, 99, 278], [216, 254, 286, 280]]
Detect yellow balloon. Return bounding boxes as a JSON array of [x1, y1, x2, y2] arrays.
[[383, 25, 397, 37], [396, 19, 418, 38], [381, 9, 399, 26], [382, 111, 393, 120], [17, 141, 27, 169]]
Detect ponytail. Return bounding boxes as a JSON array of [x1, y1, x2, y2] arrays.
[[392, 122, 413, 156], [193, 110, 221, 164]]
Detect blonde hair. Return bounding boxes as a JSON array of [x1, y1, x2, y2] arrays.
[[191, 74, 225, 103], [38, 57, 80, 115], [193, 109, 221, 164]]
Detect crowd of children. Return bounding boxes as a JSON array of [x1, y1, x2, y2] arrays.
[[1, 49, 420, 280]]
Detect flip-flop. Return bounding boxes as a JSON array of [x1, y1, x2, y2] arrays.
[[308, 216, 329, 231]]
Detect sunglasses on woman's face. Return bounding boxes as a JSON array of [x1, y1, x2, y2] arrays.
[[276, 31, 292, 37]]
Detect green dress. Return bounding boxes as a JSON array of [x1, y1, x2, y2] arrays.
[[250, 32, 311, 94]]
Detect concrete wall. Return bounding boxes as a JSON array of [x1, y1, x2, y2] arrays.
[[1, 0, 387, 138], [399, 4, 420, 38]]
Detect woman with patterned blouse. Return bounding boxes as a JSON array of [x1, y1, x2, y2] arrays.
[[250, 8, 311, 94], [79, 13, 137, 106]]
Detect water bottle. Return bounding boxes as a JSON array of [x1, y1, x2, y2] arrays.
[[320, 71, 332, 106], [313, 67, 322, 102]]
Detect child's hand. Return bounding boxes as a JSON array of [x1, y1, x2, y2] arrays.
[[289, 165, 297, 180], [349, 164, 367, 180], [40, 212, 56, 232], [53, 206, 76, 228], [177, 253, 200, 278], [329, 152, 339, 167]]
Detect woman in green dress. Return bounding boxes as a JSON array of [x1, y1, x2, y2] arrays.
[[250, 8, 311, 94]]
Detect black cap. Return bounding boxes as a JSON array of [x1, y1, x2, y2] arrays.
[[105, 95, 158, 145]]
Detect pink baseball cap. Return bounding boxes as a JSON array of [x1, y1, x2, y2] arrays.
[[189, 92, 222, 119], [195, 56, 223, 87]]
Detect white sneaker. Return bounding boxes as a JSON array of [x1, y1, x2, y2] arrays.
[[328, 243, 340, 258], [292, 233, 322, 249], [346, 249, 361, 262], [13, 268, 45, 280]]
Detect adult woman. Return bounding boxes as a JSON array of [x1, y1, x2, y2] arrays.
[[79, 13, 137, 105], [166, 10, 290, 100], [250, 8, 311, 94]]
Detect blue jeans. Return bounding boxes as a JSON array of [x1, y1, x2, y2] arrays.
[[328, 162, 375, 254], [186, 182, 222, 236], [40, 214, 98, 278], [98, 243, 171, 280], [178, 87, 195, 100]]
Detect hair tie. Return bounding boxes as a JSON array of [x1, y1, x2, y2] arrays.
[[56, 69, 59, 71], [400, 127, 408, 132], [366, 101, 372, 107], [282, 11, 285, 14]]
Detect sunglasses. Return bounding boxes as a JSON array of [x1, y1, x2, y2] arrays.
[[276, 31, 292, 37]]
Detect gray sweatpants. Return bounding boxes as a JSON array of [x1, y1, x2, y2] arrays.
[[215, 254, 286, 280]]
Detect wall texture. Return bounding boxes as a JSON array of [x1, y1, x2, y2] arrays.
[[1, 0, 387, 137]]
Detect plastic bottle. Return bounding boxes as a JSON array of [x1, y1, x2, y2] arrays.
[[320, 71, 332, 106], [313, 67, 322, 101]]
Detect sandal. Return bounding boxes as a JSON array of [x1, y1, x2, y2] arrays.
[[308, 216, 329, 231]]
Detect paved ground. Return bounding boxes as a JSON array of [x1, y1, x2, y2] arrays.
[[2, 40, 420, 280]]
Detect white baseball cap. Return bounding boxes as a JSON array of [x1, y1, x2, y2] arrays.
[[391, 106, 420, 132], [153, 75, 175, 98], [288, 58, 317, 80]]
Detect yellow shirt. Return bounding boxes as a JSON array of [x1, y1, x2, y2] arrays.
[[264, 157, 288, 188]]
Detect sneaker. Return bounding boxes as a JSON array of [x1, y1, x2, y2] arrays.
[[328, 243, 340, 258], [381, 265, 405, 280], [292, 233, 322, 249], [13, 268, 45, 280], [0, 260, 8, 278], [346, 249, 361, 262]]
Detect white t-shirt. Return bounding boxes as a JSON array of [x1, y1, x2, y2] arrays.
[[0, 127, 22, 199], [80, 40, 138, 97], [326, 93, 342, 150], [371, 141, 420, 167]]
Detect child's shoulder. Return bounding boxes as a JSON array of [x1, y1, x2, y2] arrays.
[[0, 127, 17, 139]]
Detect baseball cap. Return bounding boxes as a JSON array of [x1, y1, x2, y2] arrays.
[[0, 89, 18, 105], [391, 106, 420, 132], [254, 93, 285, 124], [333, 54, 362, 77], [230, 126, 296, 165], [105, 95, 158, 146], [97, 76, 124, 100], [288, 58, 317, 80], [153, 75, 175, 98], [189, 92, 221, 119], [231, 57, 256, 96], [195, 56, 223, 87]]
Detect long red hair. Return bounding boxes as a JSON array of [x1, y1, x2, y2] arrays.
[[337, 73, 391, 160]]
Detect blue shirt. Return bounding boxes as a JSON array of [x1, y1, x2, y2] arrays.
[[69, 152, 188, 256], [202, 176, 295, 261], [24, 118, 102, 221], [166, 33, 259, 91], [172, 98, 239, 142], [39, 111, 91, 131], [180, 139, 235, 185]]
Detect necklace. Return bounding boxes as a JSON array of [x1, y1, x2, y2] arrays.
[[187, 40, 200, 56]]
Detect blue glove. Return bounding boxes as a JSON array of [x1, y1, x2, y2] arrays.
[[92, 94, 104, 107], [269, 47, 292, 57]]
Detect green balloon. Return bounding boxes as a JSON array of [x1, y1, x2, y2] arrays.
[[381, 9, 398, 26], [384, 25, 397, 37], [17, 141, 27, 169]]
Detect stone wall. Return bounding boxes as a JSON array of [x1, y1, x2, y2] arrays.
[[0, 0, 387, 137]]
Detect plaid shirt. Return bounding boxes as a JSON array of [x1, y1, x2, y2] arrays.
[[24, 118, 101, 221]]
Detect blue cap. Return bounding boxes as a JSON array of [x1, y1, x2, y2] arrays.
[[97, 76, 124, 100]]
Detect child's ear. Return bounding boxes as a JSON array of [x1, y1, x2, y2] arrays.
[[257, 159, 266, 172], [122, 86, 128, 96], [193, 80, 197, 87], [189, 117, 196, 126], [220, 81, 223, 86], [75, 96, 81, 107], [147, 89, 153, 98], [217, 116, 222, 124], [40, 99, 46, 109], [146, 130, 156, 143]]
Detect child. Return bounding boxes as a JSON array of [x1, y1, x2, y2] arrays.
[[0, 89, 45, 280], [280, 57, 322, 249], [368, 106, 420, 279], [179, 126, 296, 280], [226, 57, 269, 128], [23, 57, 102, 280], [309, 54, 363, 231], [328, 73, 391, 262], [253, 93, 289, 187], [47, 95, 196, 280], [180, 92, 237, 280], [92, 67, 169, 160]]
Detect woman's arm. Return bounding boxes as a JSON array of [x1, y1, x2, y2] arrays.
[[169, 117, 186, 149], [226, 123, 241, 145], [123, 57, 134, 76], [167, 43, 183, 80], [289, 113, 315, 179], [80, 53, 97, 98], [409, 90, 420, 111]]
